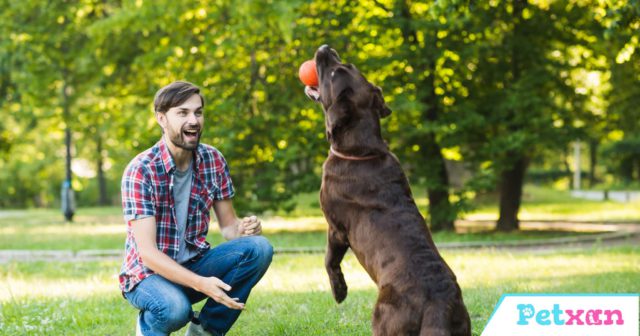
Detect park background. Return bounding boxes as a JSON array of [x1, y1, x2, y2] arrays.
[[0, 0, 639, 335]]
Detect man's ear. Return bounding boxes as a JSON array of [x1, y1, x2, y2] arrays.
[[373, 86, 391, 118], [156, 112, 167, 129]]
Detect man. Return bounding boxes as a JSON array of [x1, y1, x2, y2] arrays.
[[119, 81, 273, 336]]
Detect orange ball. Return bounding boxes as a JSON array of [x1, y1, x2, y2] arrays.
[[298, 60, 318, 86]]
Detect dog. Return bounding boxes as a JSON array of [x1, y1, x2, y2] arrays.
[[305, 45, 471, 336]]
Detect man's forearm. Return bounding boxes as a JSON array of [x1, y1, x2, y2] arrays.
[[220, 219, 241, 240], [139, 247, 206, 291]]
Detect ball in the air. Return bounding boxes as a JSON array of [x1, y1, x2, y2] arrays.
[[298, 60, 318, 86]]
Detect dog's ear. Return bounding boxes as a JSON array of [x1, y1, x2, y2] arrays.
[[373, 86, 391, 118]]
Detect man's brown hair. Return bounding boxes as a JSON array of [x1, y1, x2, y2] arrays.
[[153, 81, 204, 113]]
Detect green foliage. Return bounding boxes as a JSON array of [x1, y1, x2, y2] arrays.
[[601, 137, 640, 181], [0, 0, 638, 225]]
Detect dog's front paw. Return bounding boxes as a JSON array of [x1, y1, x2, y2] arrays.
[[330, 273, 348, 303]]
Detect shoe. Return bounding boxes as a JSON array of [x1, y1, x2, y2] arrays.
[[186, 322, 215, 336], [185, 311, 222, 336]]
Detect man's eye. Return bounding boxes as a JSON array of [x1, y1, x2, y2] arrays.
[[195, 111, 203, 116]]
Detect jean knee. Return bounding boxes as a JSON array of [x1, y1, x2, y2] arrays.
[[247, 235, 273, 266], [151, 291, 192, 331]]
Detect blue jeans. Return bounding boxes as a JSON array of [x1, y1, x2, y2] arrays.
[[124, 236, 273, 336]]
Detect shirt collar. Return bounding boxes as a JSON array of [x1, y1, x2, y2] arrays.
[[158, 138, 202, 174]]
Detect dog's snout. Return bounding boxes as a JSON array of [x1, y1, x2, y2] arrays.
[[315, 45, 341, 67], [316, 45, 332, 61]]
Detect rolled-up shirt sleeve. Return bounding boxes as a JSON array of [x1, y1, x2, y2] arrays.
[[215, 153, 235, 200], [121, 164, 156, 220]]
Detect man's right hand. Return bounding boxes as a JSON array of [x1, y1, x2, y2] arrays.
[[196, 276, 245, 310], [131, 216, 245, 310]]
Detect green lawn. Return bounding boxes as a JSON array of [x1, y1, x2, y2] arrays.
[[275, 184, 640, 222], [1, 246, 638, 335], [3, 184, 638, 251], [462, 185, 640, 221], [1, 185, 639, 335], [0, 207, 603, 251]]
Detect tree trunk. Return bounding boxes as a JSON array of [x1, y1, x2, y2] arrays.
[[96, 134, 109, 206], [621, 158, 633, 181], [421, 56, 454, 232], [495, 0, 528, 231], [62, 78, 74, 222], [496, 155, 529, 231], [396, 0, 454, 231], [421, 134, 454, 231], [562, 147, 571, 175], [588, 140, 598, 187]]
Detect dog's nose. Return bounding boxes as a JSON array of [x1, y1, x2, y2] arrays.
[[318, 44, 331, 52]]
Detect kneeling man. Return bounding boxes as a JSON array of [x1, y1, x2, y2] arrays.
[[119, 81, 273, 336]]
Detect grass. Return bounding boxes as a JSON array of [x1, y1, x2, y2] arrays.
[[463, 184, 640, 221], [1, 245, 638, 335], [259, 184, 640, 222], [1, 185, 639, 334], [3, 184, 637, 250], [282, 184, 640, 222], [0, 208, 602, 251]]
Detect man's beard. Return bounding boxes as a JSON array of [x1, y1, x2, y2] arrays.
[[168, 124, 201, 151]]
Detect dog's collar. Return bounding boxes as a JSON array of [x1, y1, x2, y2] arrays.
[[330, 146, 380, 161]]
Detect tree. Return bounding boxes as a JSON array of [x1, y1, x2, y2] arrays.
[[0, 0, 111, 212], [89, 0, 318, 213], [461, 0, 598, 230], [598, 1, 640, 183], [1, 0, 637, 220], [295, 0, 476, 231]]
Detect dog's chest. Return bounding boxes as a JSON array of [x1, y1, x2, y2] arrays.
[[321, 163, 381, 199]]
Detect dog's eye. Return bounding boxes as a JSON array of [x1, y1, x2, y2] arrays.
[[331, 70, 335, 78]]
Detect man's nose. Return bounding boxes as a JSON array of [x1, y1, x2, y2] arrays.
[[187, 112, 199, 124]]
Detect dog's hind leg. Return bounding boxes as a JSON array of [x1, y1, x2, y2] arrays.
[[372, 286, 421, 336], [449, 300, 471, 336], [418, 301, 452, 336]]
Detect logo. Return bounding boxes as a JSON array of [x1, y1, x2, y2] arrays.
[[481, 294, 639, 336]]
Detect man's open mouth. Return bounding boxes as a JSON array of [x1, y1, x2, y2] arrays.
[[183, 129, 200, 141]]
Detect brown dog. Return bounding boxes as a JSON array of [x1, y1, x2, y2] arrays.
[[306, 45, 471, 336]]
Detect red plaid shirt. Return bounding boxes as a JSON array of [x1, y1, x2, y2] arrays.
[[119, 139, 234, 292]]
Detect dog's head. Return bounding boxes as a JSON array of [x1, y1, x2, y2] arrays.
[[308, 45, 391, 143]]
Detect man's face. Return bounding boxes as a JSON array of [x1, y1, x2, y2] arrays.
[[157, 94, 204, 151]]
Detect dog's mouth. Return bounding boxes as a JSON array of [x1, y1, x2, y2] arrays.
[[304, 85, 321, 102]]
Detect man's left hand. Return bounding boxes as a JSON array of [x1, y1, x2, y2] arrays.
[[240, 215, 262, 236]]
